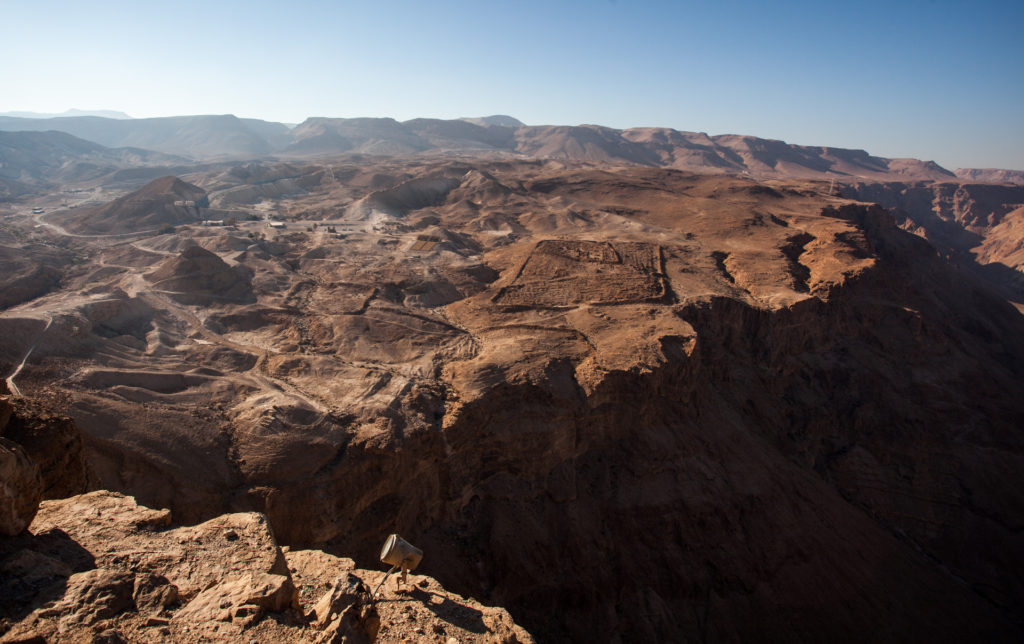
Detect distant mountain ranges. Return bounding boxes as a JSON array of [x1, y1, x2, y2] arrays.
[[0, 112, 1021, 185], [0, 129, 186, 199], [0, 109, 133, 120]]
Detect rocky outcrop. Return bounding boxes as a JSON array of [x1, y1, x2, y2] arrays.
[[0, 491, 533, 642], [1, 397, 89, 499], [842, 181, 1024, 302], [0, 437, 40, 536], [0, 396, 48, 537], [43, 568, 136, 627]]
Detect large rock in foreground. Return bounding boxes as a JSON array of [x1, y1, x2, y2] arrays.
[[0, 491, 532, 643], [0, 437, 40, 536], [1, 397, 89, 500]]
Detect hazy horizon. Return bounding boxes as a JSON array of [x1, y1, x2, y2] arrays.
[[3, 0, 1022, 170]]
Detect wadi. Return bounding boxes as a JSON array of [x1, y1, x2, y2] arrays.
[[1, 114, 1023, 643]]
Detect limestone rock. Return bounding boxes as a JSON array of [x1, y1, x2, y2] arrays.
[[287, 547, 534, 644], [1, 490, 534, 642], [316, 600, 379, 644], [283, 548, 359, 600], [311, 574, 379, 644], [44, 568, 135, 626], [132, 572, 178, 613], [90, 629, 127, 644], [312, 573, 370, 628], [243, 572, 299, 612], [29, 492, 285, 599], [0, 437, 41, 536], [165, 512, 288, 597], [173, 572, 297, 627], [0, 396, 12, 430], [1, 398, 89, 499]]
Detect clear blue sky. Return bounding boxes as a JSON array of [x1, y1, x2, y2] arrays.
[[3, 0, 1022, 169]]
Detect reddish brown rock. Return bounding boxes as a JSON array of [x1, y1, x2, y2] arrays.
[[1, 398, 88, 499], [0, 491, 533, 642], [0, 397, 12, 429], [42, 568, 135, 626], [131, 573, 178, 614], [172, 571, 297, 627], [0, 437, 40, 536]]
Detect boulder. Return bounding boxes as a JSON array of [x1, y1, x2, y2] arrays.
[[90, 630, 127, 644], [132, 572, 179, 614], [29, 492, 285, 599], [0, 395, 12, 429], [1, 399, 89, 499], [173, 572, 298, 627], [315, 592, 379, 644], [41, 568, 135, 626], [312, 573, 371, 628], [0, 437, 41, 535]]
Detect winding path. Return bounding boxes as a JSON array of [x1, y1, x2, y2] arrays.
[[5, 316, 53, 397]]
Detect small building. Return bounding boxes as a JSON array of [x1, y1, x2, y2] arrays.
[[203, 220, 225, 226], [268, 222, 286, 230]]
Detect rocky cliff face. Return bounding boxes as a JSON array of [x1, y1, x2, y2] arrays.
[[0, 491, 531, 643], [0, 397, 531, 642], [297, 211, 1024, 642], [140, 202, 1021, 641], [842, 181, 1024, 305], [1, 397, 90, 500], [0, 395, 90, 537]]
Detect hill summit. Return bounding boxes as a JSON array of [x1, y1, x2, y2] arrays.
[[58, 176, 207, 235]]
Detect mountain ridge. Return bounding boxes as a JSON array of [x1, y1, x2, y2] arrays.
[[0, 109, 133, 119], [0, 130, 186, 198], [1, 113, 1020, 181]]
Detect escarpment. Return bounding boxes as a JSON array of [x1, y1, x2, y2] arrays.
[[323, 212, 1023, 642], [193, 204, 1024, 641], [842, 181, 1024, 305]]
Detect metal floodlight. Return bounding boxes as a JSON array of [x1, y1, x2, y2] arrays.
[[371, 533, 423, 601]]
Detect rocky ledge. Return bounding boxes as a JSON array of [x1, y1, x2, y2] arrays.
[[0, 491, 532, 644]]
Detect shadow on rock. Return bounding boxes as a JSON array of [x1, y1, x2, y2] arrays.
[[0, 528, 95, 629], [408, 586, 487, 634]]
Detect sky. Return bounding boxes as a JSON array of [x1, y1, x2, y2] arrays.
[[2, 0, 1022, 169]]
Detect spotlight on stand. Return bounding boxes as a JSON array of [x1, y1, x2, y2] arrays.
[[371, 534, 423, 600]]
